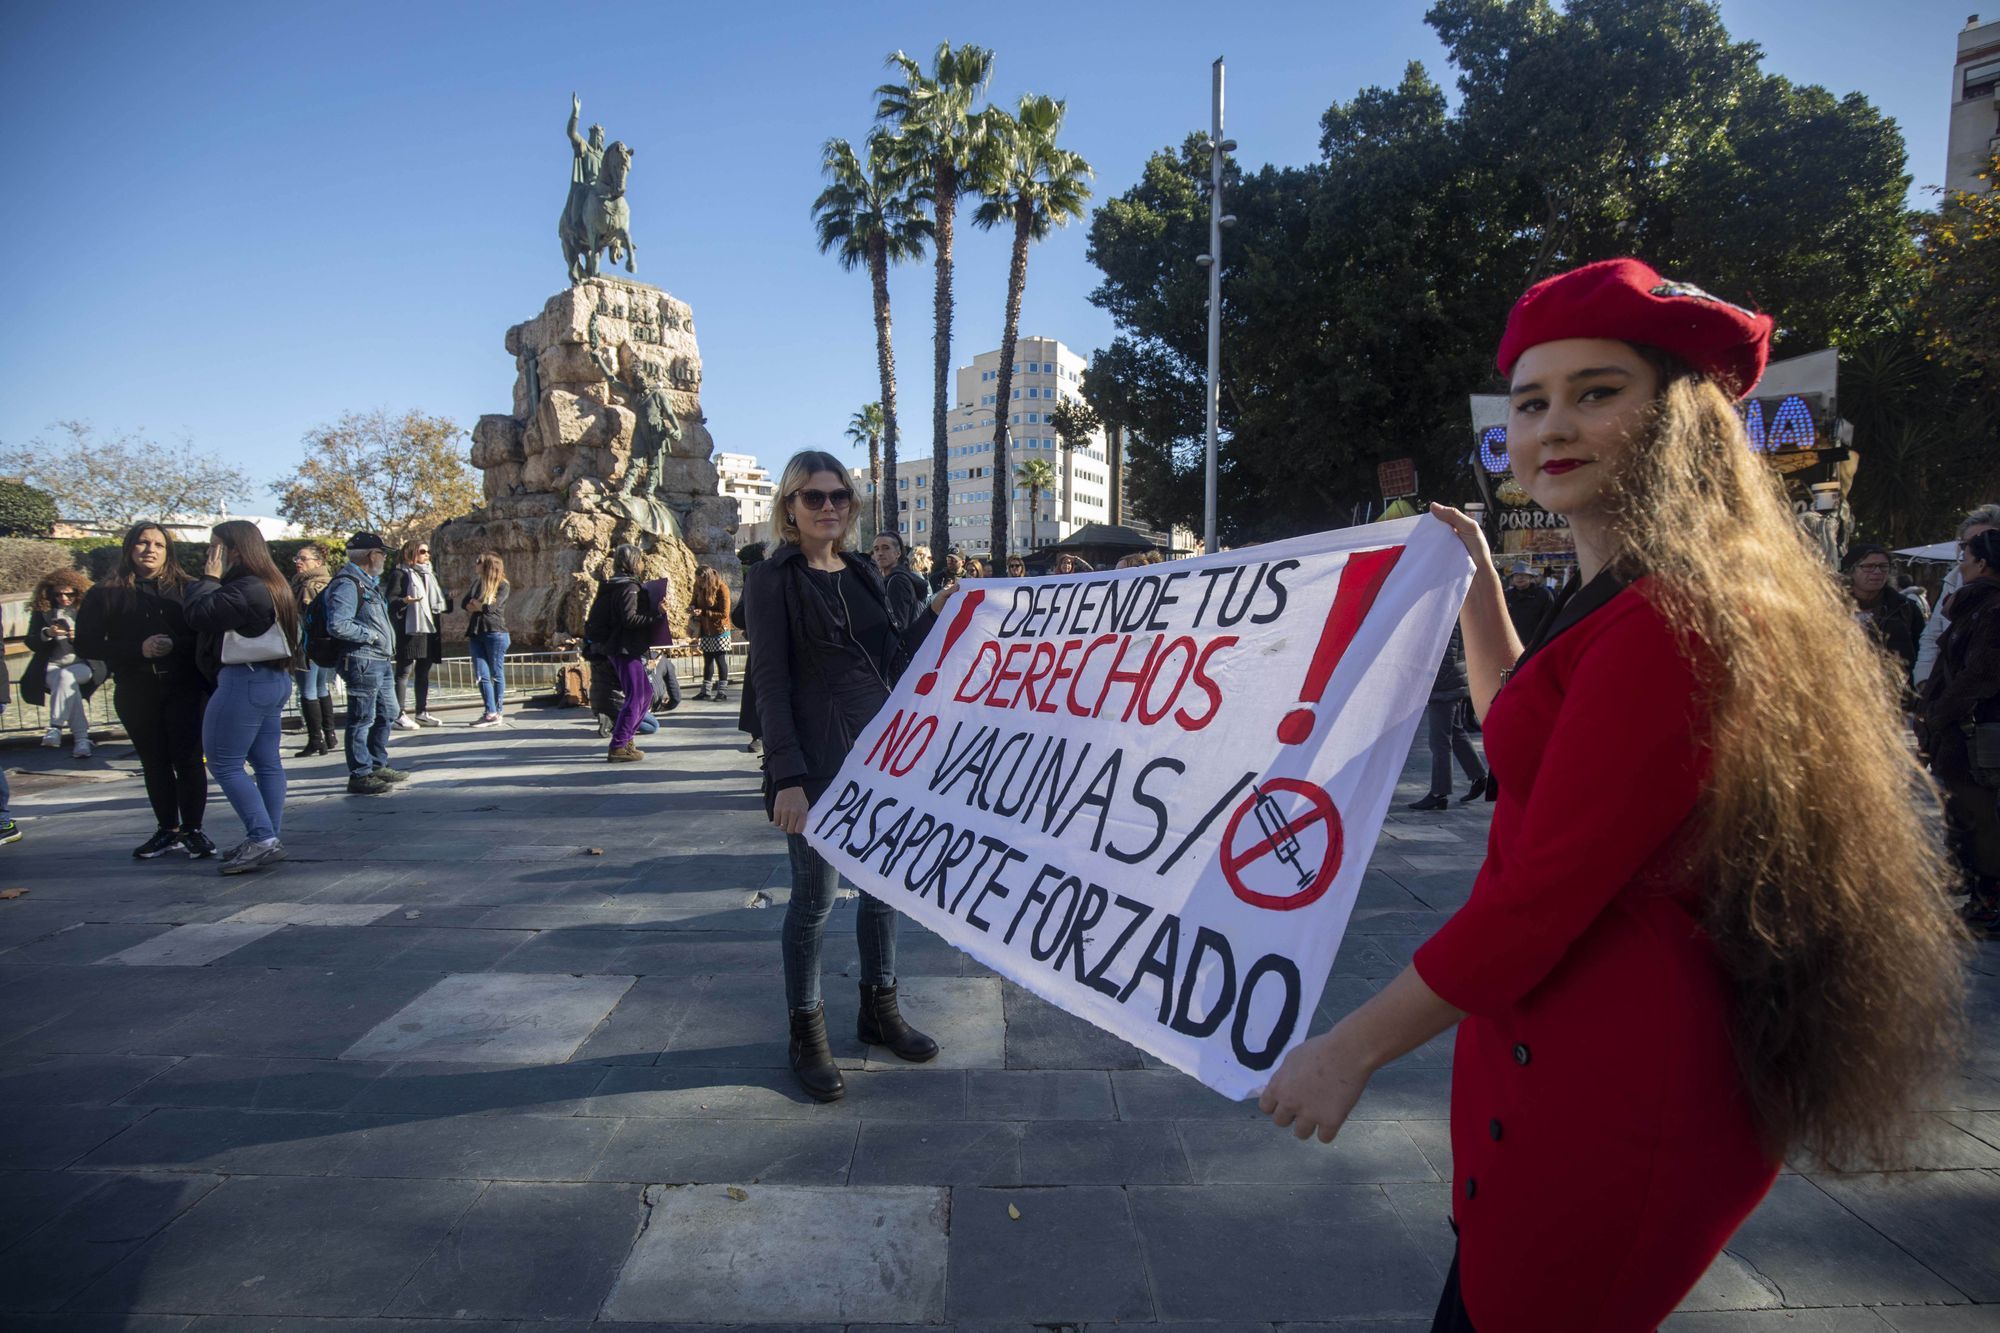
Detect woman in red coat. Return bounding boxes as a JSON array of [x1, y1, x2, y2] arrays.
[[1260, 259, 1966, 1331]]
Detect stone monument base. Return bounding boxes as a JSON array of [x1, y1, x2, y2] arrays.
[[432, 278, 739, 649]]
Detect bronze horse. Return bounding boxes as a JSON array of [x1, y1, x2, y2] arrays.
[[561, 141, 636, 284]]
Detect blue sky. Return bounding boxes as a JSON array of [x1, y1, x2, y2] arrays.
[[0, 0, 1981, 514]]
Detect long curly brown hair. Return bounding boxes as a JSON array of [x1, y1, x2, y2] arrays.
[[1606, 349, 1967, 1168], [33, 568, 91, 614]]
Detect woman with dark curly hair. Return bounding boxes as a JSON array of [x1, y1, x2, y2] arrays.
[[76, 523, 214, 858], [25, 568, 101, 758]]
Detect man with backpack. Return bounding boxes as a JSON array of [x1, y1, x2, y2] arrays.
[[316, 532, 404, 795]]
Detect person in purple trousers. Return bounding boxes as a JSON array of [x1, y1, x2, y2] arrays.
[[584, 544, 663, 762]]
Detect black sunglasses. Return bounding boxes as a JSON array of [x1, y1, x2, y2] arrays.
[[792, 488, 853, 511]]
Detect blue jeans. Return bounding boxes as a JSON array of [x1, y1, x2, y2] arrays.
[[781, 832, 896, 1010], [204, 663, 289, 842], [469, 632, 509, 713], [294, 662, 336, 701], [339, 655, 398, 777]]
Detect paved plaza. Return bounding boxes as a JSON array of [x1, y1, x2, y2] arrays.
[[1, 699, 1996, 1331]]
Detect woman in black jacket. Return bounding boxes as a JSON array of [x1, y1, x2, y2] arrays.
[[24, 568, 101, 756], [749, 450, 953, 1102], [76, 523, 215, 859], [182, 521, 300, 876], [1919, 527, 2000, 935], [585, 544, 663, 762]]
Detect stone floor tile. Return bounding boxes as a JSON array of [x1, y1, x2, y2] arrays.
[[601, 1183, 947, 1323], [1812, 1171, 2000, 1302], [1002, 980, 1148, 1070], [3, 925, 178, 965], [1110, 1068, 1264, 1121], [384, 1180, 647, 1320], [1722, 1175, 1968, 1307], [583, 1064, 969, 1121], [1020, 1117, 1191, 1184], [947, 1185, 1154, 1324], [591, 1117, 857, 1185], [849, 1120, 1025, 1186], [343, 1060, 610, 1116], [567, 974, 700, 1065], [1660, 1310, 1898, 1330], [1402, 1119, 1452, 1180], [148, 969, 441, 1061], [965, 1068, 1117, 1120], [859, 975, 1005, 1071], [652, 974, 865, 1070], [215, 903, 398, 927], [339, 972, 635, 1064], [1179, 1119, 1438, 1184], [1133, 1183, 1441, 1321], [97, 923, 286, 968], [0, 1054, 179, 1106], [75, 1108, 389, 1176], [114, 1056, 381, 1113], [9, 1316, 195, 1332], [332, 1111, 618, 1181], [1871, 1307, 2000, 1331], [0, 1172, 224, 1313], [69, 1175, 483, 1316], [0, 1170, 113, 1250], [2, 1106, 148, 1170], [1380, 1180, 1458, 1281]]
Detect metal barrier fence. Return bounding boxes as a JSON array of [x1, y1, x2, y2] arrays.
[[1, 642, 751, 739]]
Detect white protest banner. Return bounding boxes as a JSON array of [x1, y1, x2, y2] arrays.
[[806, 517, 1472, 1099]]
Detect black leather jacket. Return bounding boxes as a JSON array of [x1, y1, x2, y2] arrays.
[[747, 544, 936, 806]]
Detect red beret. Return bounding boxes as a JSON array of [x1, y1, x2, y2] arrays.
[[1495, 257, 1774, 399]]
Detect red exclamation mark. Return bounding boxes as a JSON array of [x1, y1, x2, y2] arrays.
[[915, 588, 986, 696], [1276, 545, 1404, 744]]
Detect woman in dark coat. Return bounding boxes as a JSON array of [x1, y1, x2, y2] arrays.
[[749, 450, 952, 1103], [390, 537, 450, 727], [1408, 625, 1489, 810], [76, 523, 214, 859], [1918, 527, 2000, 933], [24, 568, 101, 756], [584, 544, 663, 762]]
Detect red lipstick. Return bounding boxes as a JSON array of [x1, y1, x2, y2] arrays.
[[1541, 459, 1585, 475]]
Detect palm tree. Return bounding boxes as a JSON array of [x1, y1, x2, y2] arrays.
[[876, 41, 997, 571], [812, 135, 932, 526], [1015, 456, 1059, 555], [846, 402, 887, 535], [1047, 397, 1100, 532], [1083, 345, 1137, 528], [973, 94, 1093, 565]]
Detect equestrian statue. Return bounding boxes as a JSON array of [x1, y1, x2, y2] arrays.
[[560, 93, 636, 285]]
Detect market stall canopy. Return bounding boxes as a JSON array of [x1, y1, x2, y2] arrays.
[[1896, 541, 1958, 562]]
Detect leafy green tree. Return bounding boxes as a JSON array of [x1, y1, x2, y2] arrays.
[[1082, 344, 1144, 526], [1086, 1, 1918, 541], [0, 423, 252, 533], [846, 402, 887, 533], [813, 137, 932, 515], [0, 479, 57, 537], [876, 41, 998, 568], [973, 93, 1094, 562], [1015, 456, 1059, 554], [275, 410, 477, 547], [1047, 397, 1100, 529]]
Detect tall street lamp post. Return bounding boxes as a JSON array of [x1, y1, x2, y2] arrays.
[[1195, 57, 1236, 554]]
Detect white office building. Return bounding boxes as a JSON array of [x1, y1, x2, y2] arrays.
[[714, 451, 777, 546], [1949, 13, 2000, 194], [860, 336, 1113, 555]]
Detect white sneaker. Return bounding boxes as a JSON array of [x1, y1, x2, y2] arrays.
[[72, 738, 92, 758], [40, 729, 60, 748], [415, 713, 443, 728], [393, 715, 419, 731]]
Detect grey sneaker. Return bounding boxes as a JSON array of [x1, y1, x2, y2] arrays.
[[373, 766, 411, 784], [414, 713, 444, 727], [220, 839, 286, 875]]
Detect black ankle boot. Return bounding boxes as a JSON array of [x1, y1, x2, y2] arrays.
[[787, 1004, 846, 1102], [295, 699, 327, 757], [857, 983, 940, 1063]]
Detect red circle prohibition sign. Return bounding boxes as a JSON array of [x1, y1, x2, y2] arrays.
[[1218, 777, 1344, 912]]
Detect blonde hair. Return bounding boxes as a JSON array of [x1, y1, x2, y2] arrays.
[[1608, 349, 1965, 1167], [475, 552, 505, 605], [774, 450, 860, 549]]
